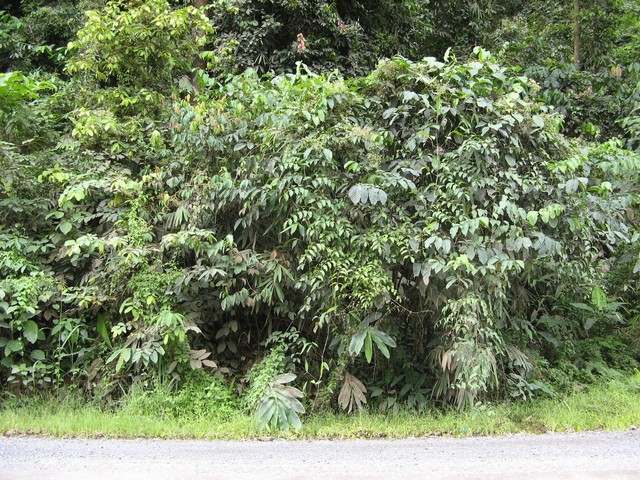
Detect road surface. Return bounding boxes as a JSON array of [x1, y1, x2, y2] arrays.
[[1, 430, 639, 479]]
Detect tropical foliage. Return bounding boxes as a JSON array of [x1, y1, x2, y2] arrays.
[[1, 0, 639, 430]]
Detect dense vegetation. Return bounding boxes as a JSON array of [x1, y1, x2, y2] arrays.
[[1, 0, 639, 430]]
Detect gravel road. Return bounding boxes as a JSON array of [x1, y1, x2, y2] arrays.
[[1, 431, 639, 480]]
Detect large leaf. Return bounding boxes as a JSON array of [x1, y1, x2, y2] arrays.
[[348, 330, 367, 356], [4, 339, 23, 356], [338, 372, 367, 413], [23, 320, 39, 344], [348, 184, 363, 204], [255, 376, 305, 432], [591, 286, 608, 310], [96, 315, 112, 347], [273, 373, 297, 385], [364, 332, 373, 363]]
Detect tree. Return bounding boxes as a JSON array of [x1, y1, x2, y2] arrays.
[[66, 0, 211, 91], [573, 0, 580, 68], [0, 0, 82, 72]]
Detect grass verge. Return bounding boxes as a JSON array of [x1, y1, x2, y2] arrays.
[[1, 373, 639, 440]]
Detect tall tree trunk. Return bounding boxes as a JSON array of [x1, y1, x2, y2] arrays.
[[573, 0, 581, 69], [193, 0, 208, 70], [191, 0, 209, 88]]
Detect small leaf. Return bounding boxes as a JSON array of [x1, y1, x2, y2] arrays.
[[59, 222, 73, 235], [273, 373, 296, 385], [256, 397, 276, 431], [382, 107, 397, 119], [364, 333, 373, 363], [369, 188, 379, 205], [97, 315, 112, 347], [584, 317, 598, 332], [30, 349, 45, 361], [363, 312, 383, 325], [538, 331, 560, 347], [377, 331, 397, 348], [23, 320, 39, 344], [570, 302, 593, 312], [5, 339, 22, 355], [532, 115, 545, 128], [116, 349, 131, 371], [591, 286, 607, 310], [348, 185, 362, 204], [349, 330, 367, 355], [286, 411, 302, 430], [372, 334, 390, 358]]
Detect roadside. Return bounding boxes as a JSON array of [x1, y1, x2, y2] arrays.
[[2, 376, 639, 440]]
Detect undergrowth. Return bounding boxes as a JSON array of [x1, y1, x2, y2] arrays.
[[1, 373, 638, 440]]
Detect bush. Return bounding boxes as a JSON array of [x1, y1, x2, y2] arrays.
[[2, 4, 639, 414], [121, 370, 239, 420]]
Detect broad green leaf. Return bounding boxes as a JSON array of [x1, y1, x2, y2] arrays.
[[30, 349, 45, 361], [466, 245, 476, 261], [23, 320, 39, 344], [591, 286, 607, 310], [377, 331, 397, 348], [540, 209, 550, 223], [584, 317, 598, 332], [402, 91, 419, 102], [280, 385, 304, 401], [363, 312, 383, 325], [372, 334, 390, 358], [364, 332, 373, 363], [570, 302, 593, 312], [5, 339, 22, 355], [116, 348, 131, 371], [59, 222, 73, 235], [565, 178, 579, 193], [538, 331, 559, 347], [399, 383, 412, 398], [532, 115, 545, 128], [256, 397, 276, 431], [349, 330, 367, 355], [97, 315, 112, 347], [369, 386, 383, 397], [286, 410, 302, 430]]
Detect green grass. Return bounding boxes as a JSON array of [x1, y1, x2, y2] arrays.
[[2, 374, 639, 440]]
